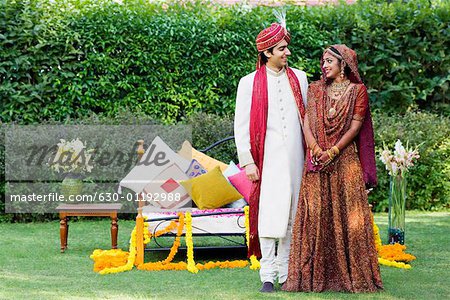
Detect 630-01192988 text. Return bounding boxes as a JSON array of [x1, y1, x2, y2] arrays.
[[8, 192, 183, 203]]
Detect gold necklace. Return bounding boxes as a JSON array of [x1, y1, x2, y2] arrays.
[[327, 80, 350, 117]]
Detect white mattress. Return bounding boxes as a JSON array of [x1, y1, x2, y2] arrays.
[[142, 207, 246, 235]]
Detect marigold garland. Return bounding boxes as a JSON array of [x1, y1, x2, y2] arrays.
[[90, 249, 129, 273], [372, 218, 382, 251], [91, 216, 178, 274], [151, 219, 179, 238], [185, 211, 199, 274], [92, 208, 264, 274], [244, 206, 261, 270], [196, 260, 249, 270], [378, 243, 416, 263], [93, 226, 137, 274], [138, 213, 185, 270], [161, 213, 185, 264], [137, 261, 188, 271], [378, 257, 412, 269], [92, 210, 417, 273], [372, 218, 416, 269]]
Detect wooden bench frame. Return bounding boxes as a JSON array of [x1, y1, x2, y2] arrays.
[[134, 136, 245, 265]]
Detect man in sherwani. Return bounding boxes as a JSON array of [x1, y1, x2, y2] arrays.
[[234, 22, 308, 293]]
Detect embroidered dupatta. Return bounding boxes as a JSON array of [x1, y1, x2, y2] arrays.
[[307, 44, 377, 188]]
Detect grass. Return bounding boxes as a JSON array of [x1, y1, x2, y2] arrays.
[[0, 212, 449, 300]]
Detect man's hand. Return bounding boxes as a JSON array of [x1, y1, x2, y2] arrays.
[[245, 163, 260, 181]]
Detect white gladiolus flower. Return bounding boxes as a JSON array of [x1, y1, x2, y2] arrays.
[[48, 138, 95, 175], [71, 138, 85, 155], [379, 140, 419, 177], [380, 150, 390, 164]]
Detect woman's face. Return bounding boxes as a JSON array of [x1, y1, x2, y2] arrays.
[[322, 52, 341, 80]]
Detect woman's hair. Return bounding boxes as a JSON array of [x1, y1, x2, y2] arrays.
[[326, 47, 351, 77], [328, 46, 341, 57]]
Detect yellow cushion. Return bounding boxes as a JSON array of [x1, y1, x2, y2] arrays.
[[178, 140, 228, 172], [180, 166, 243, 209]]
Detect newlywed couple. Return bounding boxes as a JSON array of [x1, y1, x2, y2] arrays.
[[234, 18, 383, 293]]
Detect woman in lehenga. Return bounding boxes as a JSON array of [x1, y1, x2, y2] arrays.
[[282, 44, 383, 293]]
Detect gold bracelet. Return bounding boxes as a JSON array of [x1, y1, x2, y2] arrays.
[[326, 149, 335, 160], [331, 146, 340, 156]]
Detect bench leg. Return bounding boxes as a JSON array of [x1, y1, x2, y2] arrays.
[[60, 216, 68, 253], [111, 216, 118, 249]]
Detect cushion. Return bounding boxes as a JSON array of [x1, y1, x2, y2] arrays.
[[223, 161, 247, 208], [228, 170, 253, 202], [225, 198, 248, 209], [185, 159, 207, 178], [222, 161, 241, 179], [119, 136, 190, 193], [180, 166, 243, 209], [142, 163, 192, 210], [178, 140, 228, 172]]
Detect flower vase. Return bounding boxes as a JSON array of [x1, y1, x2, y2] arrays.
[[388, 174, 406, 245], [61, 174, 83, 200]]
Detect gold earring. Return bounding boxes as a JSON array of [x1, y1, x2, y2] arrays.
[[340, 61, 346, 79]]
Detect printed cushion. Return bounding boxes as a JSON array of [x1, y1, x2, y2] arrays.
[[180, 166, 243, 209], [178, 140, 228, 172], [228, 170, 253, 202], [142, 163, 191, 210], [185, 159, 207, 178], [119, 136, 190, 193]]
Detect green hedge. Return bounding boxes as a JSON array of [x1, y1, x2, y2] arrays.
[[1, 0, 449, 124]]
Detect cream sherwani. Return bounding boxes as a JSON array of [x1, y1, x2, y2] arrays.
[[234, 67, 308, 237], [234, 66, 308, 284]]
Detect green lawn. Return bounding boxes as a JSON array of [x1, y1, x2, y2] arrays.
[[0, 212, 449, 300]]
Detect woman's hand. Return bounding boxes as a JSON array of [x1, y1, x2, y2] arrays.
[[245, 163, 260, 181], [316, 151, 331, 165]]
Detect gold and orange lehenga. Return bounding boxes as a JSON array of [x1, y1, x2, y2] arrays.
[[283, 45, 383, 293]]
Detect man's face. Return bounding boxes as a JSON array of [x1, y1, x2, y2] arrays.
[[265, 39, 291, 70], [322, 52, 341, 80]]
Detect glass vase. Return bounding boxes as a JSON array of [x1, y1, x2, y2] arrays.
[[388, 174, 406, 245]]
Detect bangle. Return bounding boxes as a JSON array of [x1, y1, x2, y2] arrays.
[[331, 146, 340, 156], [326, 149, 334, 160], [323, 157, 333, 167]]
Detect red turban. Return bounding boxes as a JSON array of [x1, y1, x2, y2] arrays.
[[255, 23, 291, 69]]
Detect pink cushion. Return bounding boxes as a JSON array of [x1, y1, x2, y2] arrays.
[[228, 170, 252, 201]]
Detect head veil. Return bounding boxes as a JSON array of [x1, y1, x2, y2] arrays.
[[321, 44, 362, 84], [313, 44, 378, 188]]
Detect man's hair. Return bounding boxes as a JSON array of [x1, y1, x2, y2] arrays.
[[259, 47, 275, 65]]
